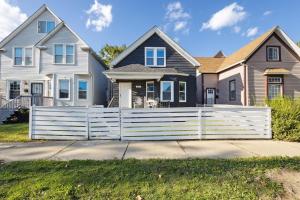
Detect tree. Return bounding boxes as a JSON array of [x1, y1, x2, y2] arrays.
[[99, 44, 126, 67], [297, 41, 300, 48]]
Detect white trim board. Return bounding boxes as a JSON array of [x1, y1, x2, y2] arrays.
[[111, 26, 200, 67]]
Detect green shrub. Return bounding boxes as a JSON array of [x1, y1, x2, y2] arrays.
[[266, 97, 300, 141]]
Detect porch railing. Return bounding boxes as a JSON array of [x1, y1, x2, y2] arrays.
[[0, 96, 53, 111]]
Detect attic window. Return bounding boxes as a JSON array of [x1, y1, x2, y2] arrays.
[[267, 46, 280, 61], [145, 47, 166, 67], [38, 21, 55, 33]]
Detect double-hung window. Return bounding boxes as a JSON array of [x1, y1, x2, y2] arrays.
[[38, 21, 55, 33], [160, 81, 174, 102], [14, 47, 33, 66], [267, 76, 283, 99], [267, 46, 280, 61], [146, 81, 155, 101], [78, 80, 88, 100], [229, 80, 236, 101], [145, 47, 166, 67], [9, 81, 20, 99], [58, 79, 70, 100], [179, 81, 186, 102], [54, 44, 75, 64]]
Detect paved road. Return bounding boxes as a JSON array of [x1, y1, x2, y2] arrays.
[[1, 140, 300, 162]]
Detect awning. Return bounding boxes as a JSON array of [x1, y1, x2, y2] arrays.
[[264, 68, 291, 75]]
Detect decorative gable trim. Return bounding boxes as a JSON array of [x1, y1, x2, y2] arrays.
[[111, 26, 200, 67], [0, 4, 62, 48]]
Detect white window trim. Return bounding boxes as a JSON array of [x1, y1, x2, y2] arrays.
[[57, 78, 71, 100], [267, 46, 280, 61], [145, 47, 166, 67], [77, 79, 88, 100], [179, 81, 186, 102], [53, 44, 75, 65], [12, 46, 34, 67], [146, 81, 155, 102], [37, 20, 55, 34], [160, 81, 174, 102], [6, 80, 21, 100]]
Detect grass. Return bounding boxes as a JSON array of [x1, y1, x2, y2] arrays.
[[1, 157, 300, 199], [0, 123, 29, 142]]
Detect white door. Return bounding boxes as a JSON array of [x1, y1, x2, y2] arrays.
[[119, 82, 132, 108], [206, 88, 215, 105]]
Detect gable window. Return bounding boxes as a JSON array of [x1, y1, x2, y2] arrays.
[[145, 47, 166, 67], [160, 81, 174, 102], [179, 81, 186, 102], [229, 80, 236, 101], [54, 44, 75, 64], [78, 80, 88, 100], [58, 79, 70, 99], [146, 81, 155, 101], [9, 81, 20, 99], [267, 76, 283, 100], [267, 46, 280, 61], [38, 21, 55, 33], [14, 47, 33, 66]]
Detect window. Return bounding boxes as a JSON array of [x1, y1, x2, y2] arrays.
[[54, 44, 63, 64], [54, 44, 75, 64], [146, 81, 155, 101], [145, 47, 166, 67], [14, 47, 33, 66], [38, 21, 55, 33], [78, 80, 88, 100], [9, 81, 20, 99], [267, 46, 280, 61], [66, 45, 75, 64], [58, 79, 70, 99], [267, 76, 283, 99], [14, 48, 23, 66], [229, 80, 236, 101], [160, 81, 174, 102], [179, 81, 186, 102]]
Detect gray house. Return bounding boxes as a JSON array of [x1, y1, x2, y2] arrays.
[[0, 5, 107, 108], [104, 26, 200, 108]]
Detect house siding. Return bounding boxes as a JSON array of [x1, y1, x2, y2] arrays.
[[246, 34, 300, 105], [114, 33, 196, 76], [217, 65, 245, 105]]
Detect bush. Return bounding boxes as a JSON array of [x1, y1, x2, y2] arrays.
[[266, 97, 300, 142], [4, 107, 29, 124]]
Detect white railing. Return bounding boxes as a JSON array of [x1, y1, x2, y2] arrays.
[[30, 106, 272, 140]]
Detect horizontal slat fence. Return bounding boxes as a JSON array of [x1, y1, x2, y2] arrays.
[[30, 106, 272, 140], [121, 108, 201, 140]]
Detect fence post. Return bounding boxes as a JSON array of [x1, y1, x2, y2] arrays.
[[86, 106, 89, 140], [119, 108, 122, 140], [29, 105, 33, 140], [198, 107, 202, 139], [267, 107, 272, 139]]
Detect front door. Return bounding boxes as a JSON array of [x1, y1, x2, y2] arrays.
[[206, 88, 215, 105], [31, 83, 43, 106], [119, 82, 132, 108]]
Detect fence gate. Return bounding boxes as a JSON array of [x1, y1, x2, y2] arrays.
[[120, 108, 201, 140]]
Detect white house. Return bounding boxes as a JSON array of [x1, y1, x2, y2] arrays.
[[0, 4, 107, 107]]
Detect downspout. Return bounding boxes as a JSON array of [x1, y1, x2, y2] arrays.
[[243, 64, 248, 106]]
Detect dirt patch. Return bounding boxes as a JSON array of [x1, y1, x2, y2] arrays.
[[266, 169, 300, 200]]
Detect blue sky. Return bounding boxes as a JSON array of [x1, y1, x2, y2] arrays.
[[2, 0, 300, 56]]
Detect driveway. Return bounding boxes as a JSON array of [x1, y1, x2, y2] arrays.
[[1, 140, 300, 162]]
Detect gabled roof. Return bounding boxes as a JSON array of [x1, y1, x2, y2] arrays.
[[0, 4, 62, 48], [111, 26, 200, 67], [197, 26, 300, 73]]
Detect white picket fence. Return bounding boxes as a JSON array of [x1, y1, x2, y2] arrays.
[[30, 106, 272, 140]]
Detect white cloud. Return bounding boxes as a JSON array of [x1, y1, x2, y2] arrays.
[[233, 26, 241, 33], [263, 10, 272, 16], [86, 0, 112, 32], [201, 2, 246, 31], [246, 27, 258, 37], [165, 1, 190, 34], [0, 0, 27, 41]]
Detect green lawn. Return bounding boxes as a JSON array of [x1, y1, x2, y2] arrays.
[[0, 123, 29, 142], [1, 158, 300, 199]]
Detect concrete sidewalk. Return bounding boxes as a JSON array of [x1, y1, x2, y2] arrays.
[[0, 140, 300, 162]]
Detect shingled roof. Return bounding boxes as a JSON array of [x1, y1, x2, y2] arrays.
[[196, 26, 300, 73]]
